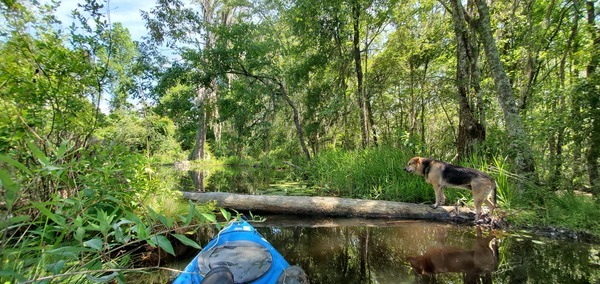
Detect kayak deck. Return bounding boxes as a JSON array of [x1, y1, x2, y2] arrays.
[[172, 219, 304, 284]]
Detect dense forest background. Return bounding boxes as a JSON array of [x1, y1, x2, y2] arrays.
[[2, 0, 599, 192], [1, 0, 600, 282]]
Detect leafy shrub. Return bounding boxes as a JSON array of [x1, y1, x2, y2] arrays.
[[0, 140, 219, 283]]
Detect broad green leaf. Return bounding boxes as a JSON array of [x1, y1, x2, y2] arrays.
[[180, 211, 193, 226], [172, 233, 201, 249], [26, 140, 49, 166], [30, 202, 64, 226], [0, 154, 32, 175], [83, 187, 95, 197], [157, 214, 170, 228], [84, 238, 104, 251], [200, 212, 216, 223], [74, 215, 84, 227], [220, 208, 231, 221], [8, 215, 30, 225], [146, 206, 158, 219], [152, 235, 175, 256], [46, 260, 65, 274], [74, 227, 86, 242], [55, 140, 71, 159], [0, 169, 19, 211]]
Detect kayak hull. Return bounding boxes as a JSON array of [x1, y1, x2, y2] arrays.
[[172, 219, 290, 284]]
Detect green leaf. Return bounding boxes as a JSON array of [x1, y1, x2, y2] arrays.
[[146, 206, 158, 219], [200, 212, 216, 223], [42, 165, 64, 173], [181, 211, 193, 226], [47, 246, 93, 257], [84, 238, 104, 251], [0, 154, 32, 175], [86, 271, 119, 283], [220, 208, 231, 221], [157, 214, 172, 228], [55, 140, 71, 159], [30, 202, 64, 226], [83, 187, 96, 197], [0, 169, 19, 211], [152, 235, 175, 256], [7, 215, 30, 225], [75, 227, 86, 242], [0, 270, 27, 282], [26, 140, 49, 166], [172, 233, 201, 249], [46, 260, 65, 274]]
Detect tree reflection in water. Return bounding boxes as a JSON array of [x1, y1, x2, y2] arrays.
[[255, 216, 600, 284]]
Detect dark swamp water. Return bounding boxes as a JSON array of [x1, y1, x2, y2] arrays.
[[162, 167, 600, 283]]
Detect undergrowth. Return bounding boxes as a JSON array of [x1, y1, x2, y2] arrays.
[[0, 140, 225, 283], [307, 147, 600, 238]]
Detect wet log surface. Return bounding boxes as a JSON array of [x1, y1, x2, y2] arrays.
[[182, 192, 475, 223]]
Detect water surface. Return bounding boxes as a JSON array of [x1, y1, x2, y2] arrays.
[[254, 215, 599, 284], [165, 167, 600, 283]]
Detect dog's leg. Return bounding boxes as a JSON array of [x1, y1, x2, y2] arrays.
[[474, 197, 483, 220], [484, 198, 495, 217], [440, 187, 446, 206], [433, 185, 446, 208]]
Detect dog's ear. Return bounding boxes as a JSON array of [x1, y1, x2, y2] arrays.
[[410, 157, 421, 166]]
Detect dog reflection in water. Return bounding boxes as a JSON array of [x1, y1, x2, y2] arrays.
[[407, 228, 498, 283]]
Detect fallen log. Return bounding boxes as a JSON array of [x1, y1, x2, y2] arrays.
[[182, 192, 475, 222]]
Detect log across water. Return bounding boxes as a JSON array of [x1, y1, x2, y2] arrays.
[[182, 192, 475, 222]]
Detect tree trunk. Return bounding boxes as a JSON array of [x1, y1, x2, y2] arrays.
[[352, 0, 370, 148], [279, 82, 312, 161], [475, 0, 536, 183], [450, 0, 486, 159], [552, 1, 580, 189], [190, 87, 207, 160], [182, 192, 476, 222], [585, 1, 600, 191], [191, 0, 219, 161], [189, 170, 205, 192]]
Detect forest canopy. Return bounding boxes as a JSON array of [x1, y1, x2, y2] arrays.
[[1, 0, 599, 195]]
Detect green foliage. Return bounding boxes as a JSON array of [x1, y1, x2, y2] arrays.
[[97, 110, 185, 162], [0, 141, 221, 283], [308, 146, 438, 202], [506, 190, 600, 236]]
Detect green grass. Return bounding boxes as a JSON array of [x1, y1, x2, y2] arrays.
[[308, 147, 440, 203], [307, 147, 600, 237]]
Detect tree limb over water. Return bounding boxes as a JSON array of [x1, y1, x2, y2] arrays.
[[182, 192, 476, 222]]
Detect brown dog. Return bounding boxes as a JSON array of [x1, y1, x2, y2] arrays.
[[405, 157, 496, 220]]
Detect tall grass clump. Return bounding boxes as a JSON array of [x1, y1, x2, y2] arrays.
[[308, 146, 434, 203], [465, 155, 518, 208], [544, 192, 600, 235]]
